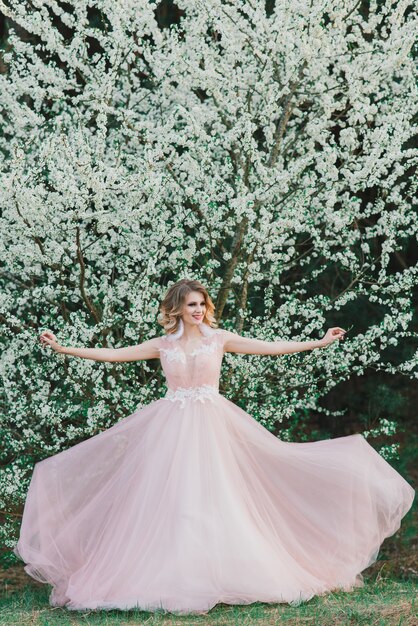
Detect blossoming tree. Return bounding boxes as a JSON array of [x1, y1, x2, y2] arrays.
[[0, 0, 416, 561]]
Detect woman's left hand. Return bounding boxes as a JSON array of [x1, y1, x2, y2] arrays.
[[320, 327, 346, 347]]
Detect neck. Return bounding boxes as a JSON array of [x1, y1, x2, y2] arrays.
[[182, 322, 203, 340]]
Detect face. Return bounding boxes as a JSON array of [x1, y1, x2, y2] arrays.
[[181, 290, 206, 326]]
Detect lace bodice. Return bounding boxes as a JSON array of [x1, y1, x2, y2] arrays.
[[158, 326, 225, 407]]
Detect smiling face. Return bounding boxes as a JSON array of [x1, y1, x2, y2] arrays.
[[181, 290, 207, 326]]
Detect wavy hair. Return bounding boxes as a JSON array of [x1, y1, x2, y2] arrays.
[[157, 279, 218, 335]]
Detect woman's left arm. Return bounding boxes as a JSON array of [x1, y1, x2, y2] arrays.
[[222, 327, 346, 355]]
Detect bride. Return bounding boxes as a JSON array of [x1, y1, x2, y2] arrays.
[[14, 278, 415, 615]]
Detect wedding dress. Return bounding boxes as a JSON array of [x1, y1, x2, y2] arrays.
[[13, 323, 415, 615]]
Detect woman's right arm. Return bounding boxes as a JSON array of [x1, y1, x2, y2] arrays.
[[39, 331, 160, 362]]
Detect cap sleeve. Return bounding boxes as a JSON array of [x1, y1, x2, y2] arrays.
[[213, 328, 226, 352], [156, 334, 169, 353]]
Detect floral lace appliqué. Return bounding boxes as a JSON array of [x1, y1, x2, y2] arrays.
[[158, 336, 222, 361], [189, 341, 219, 357], [158, 347, 187, 364], [163, 384, 219, 408]]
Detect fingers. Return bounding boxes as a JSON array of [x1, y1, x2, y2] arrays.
[[39, 334, 56, 347], [39, 331, 57, 344], [329, 327, 346, 341]]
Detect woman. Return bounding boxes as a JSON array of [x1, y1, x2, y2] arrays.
[[14, 278, 415, 615]]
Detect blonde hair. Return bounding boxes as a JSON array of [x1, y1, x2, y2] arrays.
[[157, 279, 218, 335]]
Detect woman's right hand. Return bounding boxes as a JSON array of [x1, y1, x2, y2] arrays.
[[39, 331, 63, 353]]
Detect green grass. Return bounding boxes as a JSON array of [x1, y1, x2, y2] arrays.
[[0, 573, 416, 626]]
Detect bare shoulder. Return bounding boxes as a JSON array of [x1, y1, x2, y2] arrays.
[[146, 337, 163, 346], [141, 336, 163, 359], [137, 336, 163, 361], [220, 329, 235, 339]]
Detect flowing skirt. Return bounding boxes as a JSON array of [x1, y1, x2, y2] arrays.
[[13, 393, 415, 615]]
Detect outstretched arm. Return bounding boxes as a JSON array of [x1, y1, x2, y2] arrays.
[[222, 327, 346, 356], [39, 331, 160, 362]]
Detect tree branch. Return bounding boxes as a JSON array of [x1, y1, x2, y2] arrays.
[[75, 226, 101, 326]]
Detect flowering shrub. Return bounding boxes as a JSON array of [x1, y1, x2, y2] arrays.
[[0, 1, 416, 564]]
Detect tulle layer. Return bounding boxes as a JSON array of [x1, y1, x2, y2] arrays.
[[13, 394, 415, 615]]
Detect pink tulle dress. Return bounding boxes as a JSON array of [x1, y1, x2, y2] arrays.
[[13, 324, 415, 615]]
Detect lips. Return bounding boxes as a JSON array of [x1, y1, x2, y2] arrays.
[[193, 315, 202, 319]]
